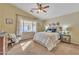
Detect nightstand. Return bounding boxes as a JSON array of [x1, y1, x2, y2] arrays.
[[61, 34, 71, 43]]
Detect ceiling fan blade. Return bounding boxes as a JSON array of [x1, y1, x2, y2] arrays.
[[40, 4, 42, 8], [37, 3, 42, 8], [30, 10, 33, 12], [43, 5, 49, 9], [32, 8, 39, 10], [30, 8, 39, 12], [37, 3, 40, 6], [43, 10, 47, 13], [37, 3, 40, 8]]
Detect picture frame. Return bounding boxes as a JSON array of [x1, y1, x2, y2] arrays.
[[5, 18, 13, 24]]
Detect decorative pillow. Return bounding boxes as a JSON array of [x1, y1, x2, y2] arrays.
[[51, 29, 57, 32], [46, 29, 57, 32]]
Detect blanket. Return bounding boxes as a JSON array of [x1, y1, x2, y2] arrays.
[[33, 32, 60, 51]]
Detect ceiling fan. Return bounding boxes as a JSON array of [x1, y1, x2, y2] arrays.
[[30, 3, 49, 13]]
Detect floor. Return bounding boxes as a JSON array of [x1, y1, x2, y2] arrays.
[[7, 39, 79, 55]]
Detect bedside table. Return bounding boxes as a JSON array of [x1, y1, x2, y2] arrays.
[[61, 34, 71, 43]]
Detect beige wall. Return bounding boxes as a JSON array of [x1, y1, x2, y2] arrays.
[[36, 21, 45, 32], [44, 12, 79, 44], [0, 3, 43, 33]]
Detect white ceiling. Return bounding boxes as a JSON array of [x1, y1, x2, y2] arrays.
[[12, 3, 79, 20]]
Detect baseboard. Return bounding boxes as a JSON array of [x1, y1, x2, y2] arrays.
[[70, 42, 79, 46]]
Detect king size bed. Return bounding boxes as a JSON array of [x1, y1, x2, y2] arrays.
[[33, 32, 60, 51]]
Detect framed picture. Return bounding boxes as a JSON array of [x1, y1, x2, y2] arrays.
[[5, 18, 13, 24]]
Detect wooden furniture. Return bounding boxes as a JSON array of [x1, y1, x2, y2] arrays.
[[0, 36, 4, 55], [61, 34, 71, 43], [0, 35, 8, 55]]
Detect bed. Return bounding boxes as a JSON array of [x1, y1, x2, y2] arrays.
[[33, 32, 60, 51]]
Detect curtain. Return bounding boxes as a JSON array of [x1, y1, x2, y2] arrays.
[[16, 15, 36, 35]]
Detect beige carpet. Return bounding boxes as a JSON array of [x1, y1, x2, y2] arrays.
[[7, 40, 79, 55]]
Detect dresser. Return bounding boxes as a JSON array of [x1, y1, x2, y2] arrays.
[[0, 34, 7, 55], [0, 36, 4, 55]]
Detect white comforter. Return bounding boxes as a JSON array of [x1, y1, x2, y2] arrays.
[[33, 32, 60, 51]]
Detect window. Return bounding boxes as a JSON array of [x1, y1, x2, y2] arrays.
[[20, 20, 36, 33]]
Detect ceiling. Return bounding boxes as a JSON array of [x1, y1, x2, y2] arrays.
[[12, 3, 79, 20]]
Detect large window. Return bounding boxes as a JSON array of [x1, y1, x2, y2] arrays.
[[16, 15, 37, 34], [20, 20, 36, 33]]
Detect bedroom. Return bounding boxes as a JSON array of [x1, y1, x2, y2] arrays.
[[0, 3, 79, 55]]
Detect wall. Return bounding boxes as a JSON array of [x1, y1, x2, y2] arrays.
[[0, 3, 43, 33], [36, 21, 45, 32], [44, 12, 79, 44]]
